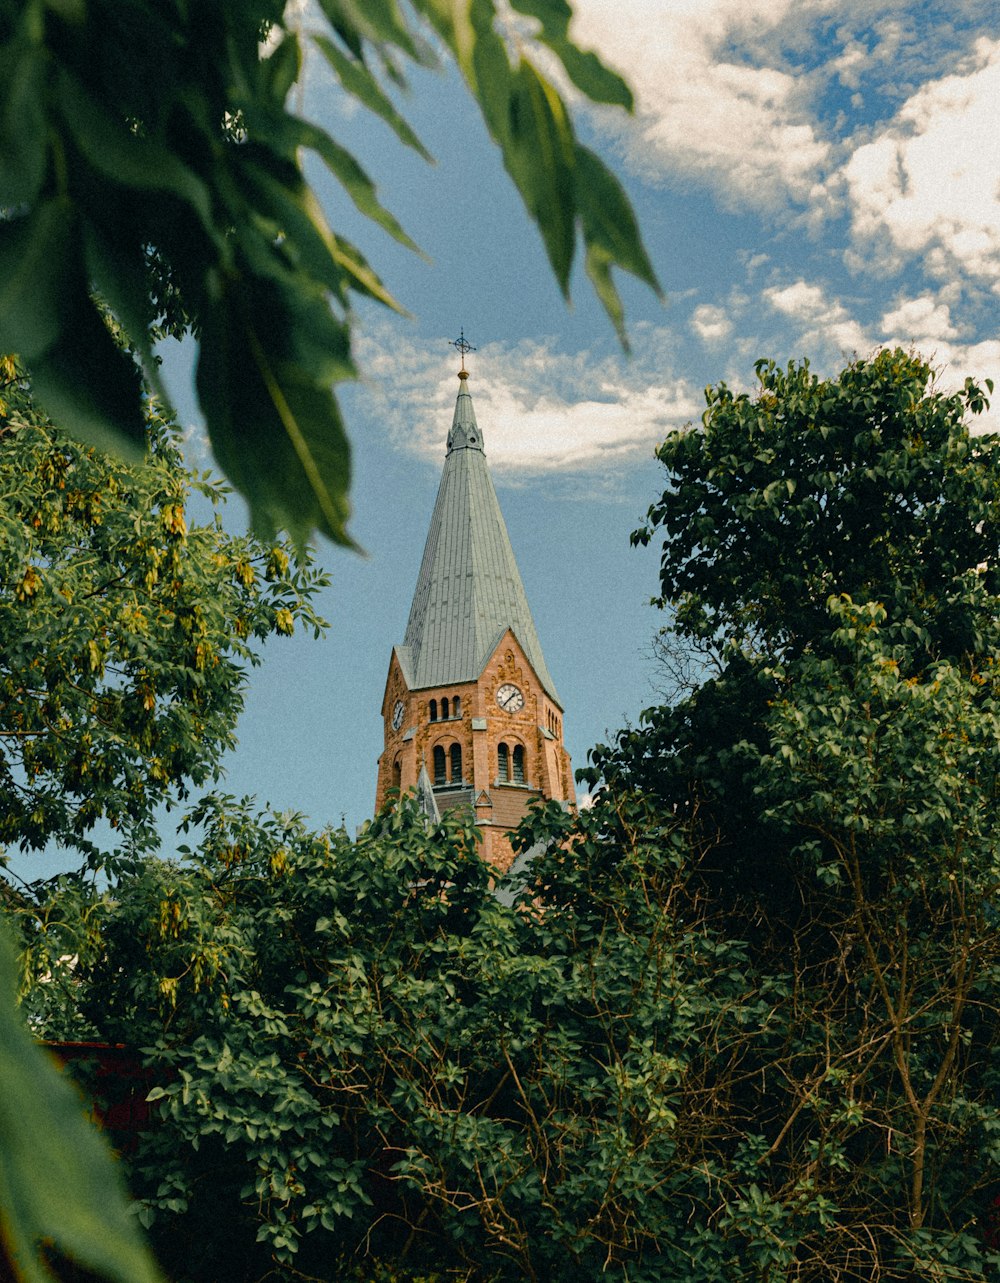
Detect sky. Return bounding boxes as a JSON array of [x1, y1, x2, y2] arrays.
[[131, 1, 1000, 854]]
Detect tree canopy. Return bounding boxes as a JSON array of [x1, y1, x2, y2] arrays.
[[13, 350, 1000, 1282], [0, 0, 660, 546], [0, 367, 327, 870]]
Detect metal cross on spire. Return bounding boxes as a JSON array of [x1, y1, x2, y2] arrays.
[[449, 328, 476, 375]]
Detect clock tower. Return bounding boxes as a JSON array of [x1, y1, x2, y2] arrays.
[[375, 360, 574, 871]]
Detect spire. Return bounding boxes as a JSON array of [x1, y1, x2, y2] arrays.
[[401, 371, 560, 703], [414, 762, 441, 823], [447, 371, 484, 454]]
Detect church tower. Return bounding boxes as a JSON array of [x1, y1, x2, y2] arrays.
[[375, 357, 574, 871]]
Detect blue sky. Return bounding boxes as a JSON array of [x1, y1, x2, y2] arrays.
[[150, 0, 1000, 847]]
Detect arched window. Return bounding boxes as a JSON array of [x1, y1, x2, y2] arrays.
[[392, 759, 402, 790], [513, 744, 525, 784], [429, 699, 437, 721], [497, 742, 509, 782], [450, 743, 462, 783], [433, 745, 446, 787], [453, 695, 461, 718], [442, 696, 450, 719]]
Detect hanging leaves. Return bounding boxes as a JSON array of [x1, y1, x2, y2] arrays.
[[0, 0, 659, 546]]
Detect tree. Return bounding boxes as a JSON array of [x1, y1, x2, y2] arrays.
[[19, 791, 780, 1283], [581, 350, 1000, 1279], [0, 366, 328, 870], [0, 0, 660, 546], [20, 348, 1000, 1282], [0, 370, 326, 1283]]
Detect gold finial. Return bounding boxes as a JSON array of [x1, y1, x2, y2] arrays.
[[449, 328, 476, 378]]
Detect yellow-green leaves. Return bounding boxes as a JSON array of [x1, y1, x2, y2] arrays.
[[0, 924, 162, 1283], [0, 400, 329, 865]]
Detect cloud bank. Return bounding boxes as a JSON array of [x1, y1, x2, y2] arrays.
[[353, 323, 701, 476]]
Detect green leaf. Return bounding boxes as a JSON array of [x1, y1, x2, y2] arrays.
[[417, 0, 480, 80], [29, 296, 147, 460], [574, 144, 661, 295], [583, 241, 626, 349], [508, 0, 633, 108], [274, 115, 425, 256], [196, 279, 357, 548], [81, 222, 168, 407], [542, 35, 633, 109], [262, 31, 302, 105], [317, 0, 432, 66], [233, 158, 354, 298], [455, 11, 508, 147], [312, 35, 433, 161], [328, 231, 409, 313], [0, 201, 74, 362], [55, 69, 217, 242], [0, 922, 162, 1283], [0, 40, 48, 207], [502, 59, 577, 294]]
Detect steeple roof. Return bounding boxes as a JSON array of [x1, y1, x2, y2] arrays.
[[400, 373, 560, 704]]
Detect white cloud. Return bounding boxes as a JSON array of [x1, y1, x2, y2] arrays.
[[880, 296, 960, 342], [566, 0, 1000, 284], [570, 0, 831, 212], [841, 38, 1000, 288], [876, 296, 1000, 430], [691, 304, 733, 344], [351, 321, 701, 476], [763, 278, 871, 358]]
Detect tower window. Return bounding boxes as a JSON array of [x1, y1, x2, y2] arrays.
[[513, 745, 525, 784], [450, 743, 462, 783], [442, 696, 450, 719], [393, 758, 402, 790], [433, 745, 446, 787], [429, 699, 438, 722], [453, 696, 461, 718], [497, 742, 509, 782]]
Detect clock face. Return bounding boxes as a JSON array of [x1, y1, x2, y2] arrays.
[[391, 699, 405, 731], [496, 683, 524, 713]]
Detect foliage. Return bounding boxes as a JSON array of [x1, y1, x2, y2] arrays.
[[0, 369, 327, 870], [633, 349, 1000, 662], [0, 919, 162, 1283], [581, 349, 1000, 1278], [16, 348, 1000, 1282], [17, 791, 789, 1283], [0, 0, 660, 545]]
